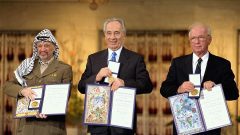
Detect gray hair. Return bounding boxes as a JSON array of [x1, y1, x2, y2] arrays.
[[188, 22, 212, 37], [103, 17, 126, 35]]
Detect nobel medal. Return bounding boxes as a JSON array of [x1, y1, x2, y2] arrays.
[[31, 101, 39, 108], [108, 76, 115, 84], [191, 89, 199, 96]]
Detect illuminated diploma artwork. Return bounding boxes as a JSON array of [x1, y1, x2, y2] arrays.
[[83, 84, 136, 129]]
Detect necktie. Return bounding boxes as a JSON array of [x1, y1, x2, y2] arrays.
[[111, 52, 117, 62], [195, 58, 202, 74]]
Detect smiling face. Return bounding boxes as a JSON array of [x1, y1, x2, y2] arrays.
[[104, 21, 125, 51], [36, 41, 55, 62], [189, 24, 212, 57]]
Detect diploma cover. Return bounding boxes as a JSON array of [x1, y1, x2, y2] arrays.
[[83, 84, 136, 129], [169, 84, 231, 134], [15, 83, 70, 118]]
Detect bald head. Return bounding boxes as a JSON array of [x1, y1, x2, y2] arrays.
[[188, 22, 211, 37]]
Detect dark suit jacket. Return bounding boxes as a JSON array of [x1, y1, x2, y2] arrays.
[[160, 53, 239, 135], [4, 58, 73, 135], [78, 47, 153, 134]]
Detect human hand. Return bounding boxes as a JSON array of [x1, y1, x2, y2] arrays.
[[96, 67, 112, 82], [110, 78, 125, 91], [36, 112, 47, 119], [177, 81, 194, 93], [20, 87, 36, 100], [203, 81, 215, 91]]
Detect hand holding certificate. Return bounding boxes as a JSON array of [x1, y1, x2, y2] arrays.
[[15, 83, 70, 118], [198, 85, 231, 131], [83, 84, 136, 129], [15, 86, 42, 118]]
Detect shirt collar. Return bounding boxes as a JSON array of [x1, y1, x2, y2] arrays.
[[39, 57, 54, 65], [193, 52, 209, 64], [108, 46, 123, 61]]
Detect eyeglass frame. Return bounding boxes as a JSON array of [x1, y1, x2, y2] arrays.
[[189, 35, 211, 42]]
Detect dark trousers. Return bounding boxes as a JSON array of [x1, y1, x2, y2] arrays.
[[88, 126, 134, 135]]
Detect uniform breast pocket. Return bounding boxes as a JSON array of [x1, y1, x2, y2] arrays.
[[44, 73, 61, 84]]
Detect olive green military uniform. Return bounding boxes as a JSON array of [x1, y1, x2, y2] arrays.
[[4, 58, 73, 135]]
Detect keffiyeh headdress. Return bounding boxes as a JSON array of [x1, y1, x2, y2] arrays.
[[14, 29, 59, 86]]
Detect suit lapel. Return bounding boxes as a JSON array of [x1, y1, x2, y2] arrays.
[[118, 47, 129, 75], [119, 47, 128, 63], [101, 49, 108, 68], [202, 53, 213, 83], [32, 61, 41, 78], [185, 54, 193, 75]]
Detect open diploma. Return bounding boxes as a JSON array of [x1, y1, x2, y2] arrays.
[[169, 84, 231, 135], [83, 84, 136, 129], [15, 83, 70, 118]]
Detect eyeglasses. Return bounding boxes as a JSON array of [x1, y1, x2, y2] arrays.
[[189, 35, 209, 42], [105, 31, 122, 38]]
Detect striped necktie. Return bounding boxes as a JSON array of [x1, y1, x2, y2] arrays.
[[195, 58, 202, 74], [111, 52, 117, 62]]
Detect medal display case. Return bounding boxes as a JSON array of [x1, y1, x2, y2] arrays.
[[100, 30, 190, 135]]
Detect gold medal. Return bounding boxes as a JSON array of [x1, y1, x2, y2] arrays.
[[108, 76, 115, 84], [31, 101, 39, 108], [191, 89, 199, 95]]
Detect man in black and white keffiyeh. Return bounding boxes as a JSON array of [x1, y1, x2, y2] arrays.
[[14, 29, 59, 87], [4, 29, 73, 135]]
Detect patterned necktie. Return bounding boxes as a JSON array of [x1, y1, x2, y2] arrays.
[[195, 58, 202, 74], [111, 52, 117, 62]]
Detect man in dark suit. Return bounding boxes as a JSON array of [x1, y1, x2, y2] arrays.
[[78, 17, 153, 135], [160, 23, 239, 135]]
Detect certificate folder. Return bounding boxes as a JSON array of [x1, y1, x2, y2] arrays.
[[14, 83, 70, 118], [168, 84, 231, 135], [83, 84, 136, 129]]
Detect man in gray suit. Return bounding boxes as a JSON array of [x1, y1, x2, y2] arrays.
[[160, 23, 239, 135], [78, 17, 153, 135]]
